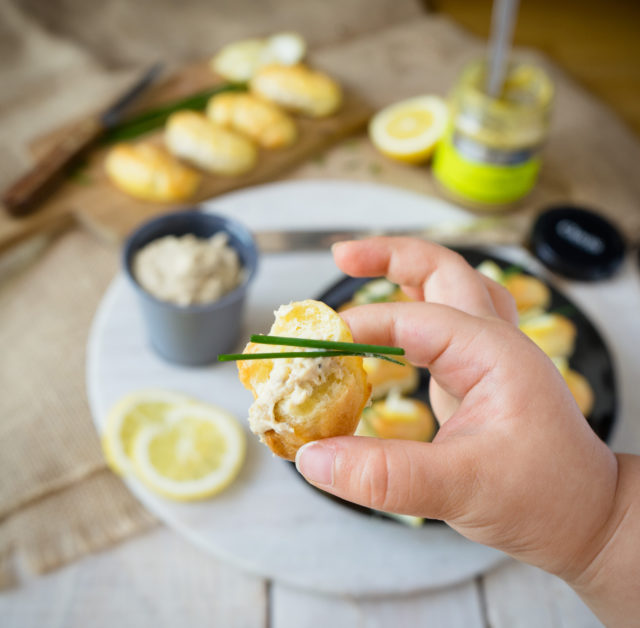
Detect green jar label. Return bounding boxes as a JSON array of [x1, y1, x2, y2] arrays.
[[433, 133, 541, 205]]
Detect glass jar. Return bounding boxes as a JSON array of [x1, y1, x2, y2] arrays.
[[433, 60, 553, 209]]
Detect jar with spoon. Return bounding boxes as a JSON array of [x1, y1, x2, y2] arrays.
[[433, 59, 553, 209]]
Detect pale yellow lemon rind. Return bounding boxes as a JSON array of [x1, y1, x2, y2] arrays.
[[130, 404, 246, 501]]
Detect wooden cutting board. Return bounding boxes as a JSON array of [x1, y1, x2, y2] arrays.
[[0, 61, 372, 253]]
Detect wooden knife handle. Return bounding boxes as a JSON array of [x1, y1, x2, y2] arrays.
[[2, 117, 104, 217]]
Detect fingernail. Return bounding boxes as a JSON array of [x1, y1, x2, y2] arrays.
[[331, 240, 354, 255], [295, 442, 334, 486]]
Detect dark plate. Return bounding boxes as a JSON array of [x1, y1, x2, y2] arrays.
[[300, 247, 617, 525]]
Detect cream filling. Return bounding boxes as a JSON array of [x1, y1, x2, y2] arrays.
[[248, 354, 340, 439], [133, 232, 243, 306]]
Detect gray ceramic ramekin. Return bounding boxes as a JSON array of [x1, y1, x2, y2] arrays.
[[123, 210, 258, 366]]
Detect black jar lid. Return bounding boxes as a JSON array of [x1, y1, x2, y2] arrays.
[[530, 205, 626, 281]]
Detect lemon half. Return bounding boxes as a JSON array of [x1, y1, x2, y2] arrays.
[[131, 404, 246, 501], [369, 96, 448, 164]]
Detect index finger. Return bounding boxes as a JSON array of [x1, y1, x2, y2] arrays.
[[340, 301, 521, 400], [333, 237, 498, 319]]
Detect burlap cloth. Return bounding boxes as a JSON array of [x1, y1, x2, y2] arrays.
[[2, 0, 640, 588]]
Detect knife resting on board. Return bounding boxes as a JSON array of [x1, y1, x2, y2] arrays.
[[2, 64, 163, 217]]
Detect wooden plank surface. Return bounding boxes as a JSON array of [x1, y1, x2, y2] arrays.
[[483, 560, 603, 628], [272, 579, 485, 628], [0, 61, 371, 253], [0, 528, 267, 628], [2, 531, 611, 628]]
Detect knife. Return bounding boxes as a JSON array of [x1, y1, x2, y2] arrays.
[[253, 217, 528, 253], [2, 63, 164, 217]]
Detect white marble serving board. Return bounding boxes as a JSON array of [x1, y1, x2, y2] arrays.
[[87, 179, 639, 596]]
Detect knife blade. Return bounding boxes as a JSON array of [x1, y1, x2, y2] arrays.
[[100, 63, 164, 129], [253, 217, 528, 253], [2, 63, 164, 217]]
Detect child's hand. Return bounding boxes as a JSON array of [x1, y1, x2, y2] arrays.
[[296, 238, 618, 584]]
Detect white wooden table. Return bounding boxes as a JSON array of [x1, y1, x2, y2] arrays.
[[0, 526, 603, 627]]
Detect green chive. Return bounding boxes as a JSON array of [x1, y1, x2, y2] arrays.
[[102, 83, 247, 144], [249, 334, 405, 356], [218, 350, 404, 366], [550, 305, 576, 317], [501, 265, 524, 280]]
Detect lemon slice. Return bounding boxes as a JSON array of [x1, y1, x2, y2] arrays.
[[369, 96, 448, 164], [131, 403, 245, 501], [551, 356, 569, 376], [211, 38, 266, 82], [102, 389, 194, 475], [260, 32, 306, 67], [384, 512, 424, 527], [476, 260, 504, 284], [211, 33, 306, 82]]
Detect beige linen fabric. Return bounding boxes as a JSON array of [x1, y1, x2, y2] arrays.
[[0, 229, 156, 586]]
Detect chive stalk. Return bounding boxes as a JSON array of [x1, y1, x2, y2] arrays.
[[102, 82, 247, 144], [249, 334, 405, 356], [218, 350, 405, 365]]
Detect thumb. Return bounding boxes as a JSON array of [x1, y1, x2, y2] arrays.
[[295, 436, 473, 520]]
